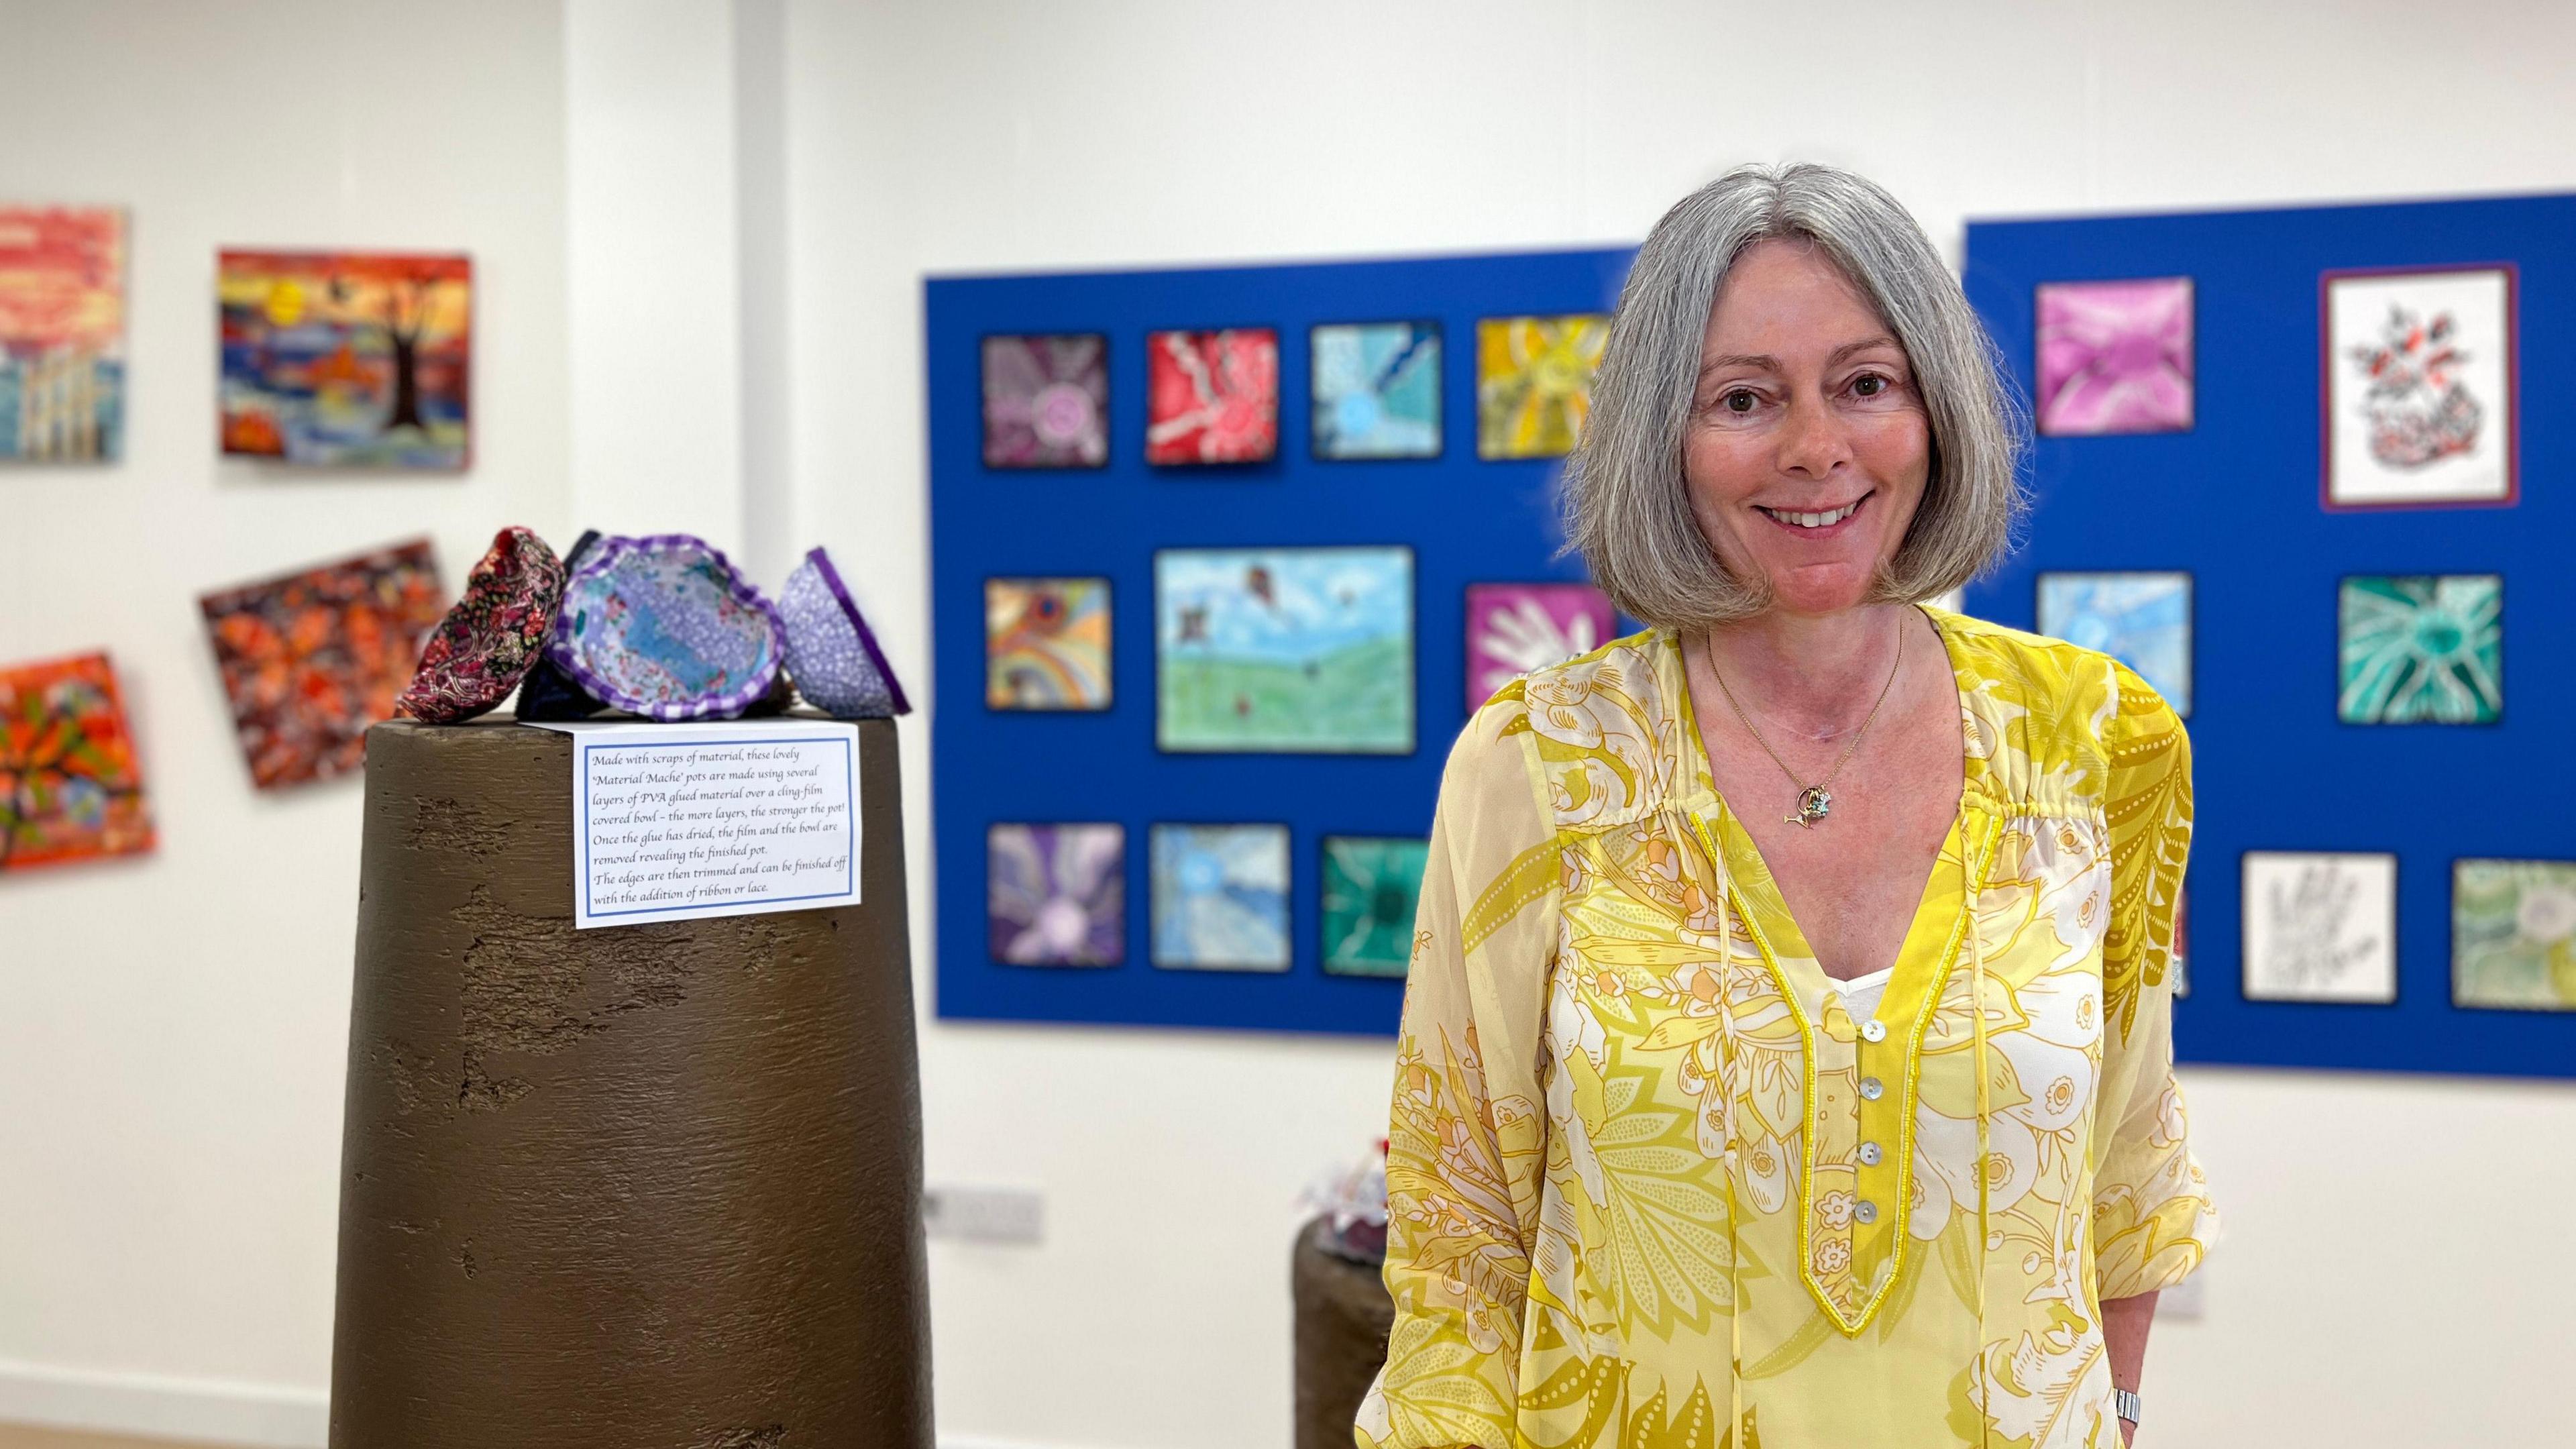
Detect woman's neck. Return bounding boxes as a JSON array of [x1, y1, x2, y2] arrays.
[[1699, 602, 1914, 742]]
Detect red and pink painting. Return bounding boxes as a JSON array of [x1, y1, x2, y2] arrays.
[[1145, 327, 1278, 465]]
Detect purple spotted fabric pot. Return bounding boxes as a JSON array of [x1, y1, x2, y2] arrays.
[[396, 526, 567, 724], [778, 547, 912, 719], [545, 534, 786, 720]]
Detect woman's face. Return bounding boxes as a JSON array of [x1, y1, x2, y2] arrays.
[[1682, 237, 1933, 619]]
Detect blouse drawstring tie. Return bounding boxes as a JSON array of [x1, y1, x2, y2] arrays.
[[1719, 840, 1748, 1449], [1969, 828, 1994, 1449]]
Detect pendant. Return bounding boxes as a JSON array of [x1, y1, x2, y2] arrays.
[[1786, 786, 1832, 828]]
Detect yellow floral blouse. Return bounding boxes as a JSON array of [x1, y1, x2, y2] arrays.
[[1359, 612, 2218, 1449]]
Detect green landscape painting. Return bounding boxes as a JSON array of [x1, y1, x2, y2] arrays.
[[1155, 546, 1413, 753]]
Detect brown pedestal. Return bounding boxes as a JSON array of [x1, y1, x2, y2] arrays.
[[329, 718, 929, 1448], [1292, 1218, 1394, 1449]]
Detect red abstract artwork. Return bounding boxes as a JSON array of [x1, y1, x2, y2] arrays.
[[199, 540, 445, 789], [1145, 327, 1278, 465], [0, 652, 154, 870]]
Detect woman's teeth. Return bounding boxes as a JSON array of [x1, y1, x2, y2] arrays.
[[1760, 502, 1860, 529]]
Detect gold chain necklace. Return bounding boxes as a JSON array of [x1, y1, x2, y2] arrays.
[[1707, 621, 1904, 828]]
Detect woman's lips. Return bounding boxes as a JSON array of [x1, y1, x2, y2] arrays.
[[1755, 490, 1872, 537]]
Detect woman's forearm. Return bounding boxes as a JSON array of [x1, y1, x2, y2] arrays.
[[2102, 1291, 2159, 1442]]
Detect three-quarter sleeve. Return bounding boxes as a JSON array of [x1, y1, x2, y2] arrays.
[[1356, 690, 1560, 1449], [2090, 663, 2222, 1302]]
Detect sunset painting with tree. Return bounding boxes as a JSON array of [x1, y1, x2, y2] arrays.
[[218, 250, 470, 468]]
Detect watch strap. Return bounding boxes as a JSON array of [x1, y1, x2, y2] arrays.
[[2113, 1388, 2143, 1426]]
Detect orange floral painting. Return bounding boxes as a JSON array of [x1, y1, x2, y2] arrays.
[[0, 652, 154, 869], [198, 540, 445, 789]]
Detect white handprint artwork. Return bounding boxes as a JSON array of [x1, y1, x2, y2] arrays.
[[2241, 851, 2398, 1003]]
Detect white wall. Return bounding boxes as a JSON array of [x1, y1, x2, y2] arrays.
[[782, 3, 2576, 1448], [0, 0, 572, 1441], [6, 3, 2576, 1448]]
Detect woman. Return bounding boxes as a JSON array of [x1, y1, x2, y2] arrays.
[[1360, 164, 2215, 1448]]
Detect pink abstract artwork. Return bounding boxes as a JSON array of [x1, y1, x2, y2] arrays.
[[1464, 582, 1616, 713], [2035, 277, 2193, 435]]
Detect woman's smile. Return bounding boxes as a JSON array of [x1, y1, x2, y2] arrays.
[[1754, 489, 1875, 535]]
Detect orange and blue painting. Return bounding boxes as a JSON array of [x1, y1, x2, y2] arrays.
[[0, 207, 125, 463], [0, 652, 155, 871], [219, 251, 471, 469]]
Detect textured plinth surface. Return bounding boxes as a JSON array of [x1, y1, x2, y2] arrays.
[[1291, 1219, 1393, 1449], [331, 718, 928, 1448]]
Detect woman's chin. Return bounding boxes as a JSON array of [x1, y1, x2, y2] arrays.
[[1753, 560, 1882, 618]]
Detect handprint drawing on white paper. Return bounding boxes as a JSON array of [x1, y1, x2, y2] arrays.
[[2243, 852, 2397, 1003]]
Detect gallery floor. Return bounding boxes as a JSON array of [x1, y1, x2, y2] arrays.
[[0, 1428, 188, 1449]]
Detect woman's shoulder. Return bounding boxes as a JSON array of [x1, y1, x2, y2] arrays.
[[1928, 606, 2186, 773], [1454, 625, 1676, 820]]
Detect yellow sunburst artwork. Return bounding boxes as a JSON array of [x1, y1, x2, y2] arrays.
[[1476, 313, 1609, 460]]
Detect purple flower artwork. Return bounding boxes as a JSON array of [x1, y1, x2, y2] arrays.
[[2035, 277, 2194, 436], [988, 823, 1125, 967], [983, 333, 1109, 468], [1464, 582, 1617, 713]]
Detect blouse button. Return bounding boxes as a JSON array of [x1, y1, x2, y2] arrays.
[[1854, 1199, 1880, 1225], [1860, 1019, 1888, 1043], [1858, 1141, 1883, 1167], [1858, 1076, 1884, 1102]]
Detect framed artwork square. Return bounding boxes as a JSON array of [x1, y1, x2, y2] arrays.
[[2241, 851, 2398, 1004], [2035, 571, 2192, 716], [1311, 321, 1440, 460], [1, 207, 125, 463], [2322, 264, 2516, 509], [985, 576, 1112, 710], [2337, 574, 2501, 724], [219, 252, 472, 468], [0, 651, 155, 869], [1464, 581, 1617, 714], [2453, 858, 2576, 1012], [1477, 313, 1609, 459], [1321, 835, 1430, 977], [1155, 546, 1413, 754], [199, 540, 445, 790], [1150, 822, 1290, 971], [987, 822, 1124, 966], [981, 333, 1108, 468], [2035, 277, 2193, 435], [1145, 327, 1279, 464]]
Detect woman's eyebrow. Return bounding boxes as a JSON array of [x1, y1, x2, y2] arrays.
[[1699, 337, 1903, 378], [1829, 335, 1904, 364]]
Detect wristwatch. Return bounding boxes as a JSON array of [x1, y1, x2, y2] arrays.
[[2113, 1389, 2143, 1426]]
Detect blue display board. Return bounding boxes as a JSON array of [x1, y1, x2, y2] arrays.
[[927, 249, 1633, 1034], [928, 196, 2575, 1075], [1963, 192, 2576, 1081]]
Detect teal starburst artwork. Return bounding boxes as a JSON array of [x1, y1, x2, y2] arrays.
[[2337, 574, 2502, 724], [1320, 835, 1430, 977]]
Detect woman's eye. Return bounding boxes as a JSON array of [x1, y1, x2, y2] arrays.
[[1851, 374, 1887, 397], [1721, 389, 1758, 413]]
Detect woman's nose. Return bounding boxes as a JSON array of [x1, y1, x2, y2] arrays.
[[1775, 390, 1853, 478]]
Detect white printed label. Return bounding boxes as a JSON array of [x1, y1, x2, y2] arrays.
[[529, 720, 861, 928]]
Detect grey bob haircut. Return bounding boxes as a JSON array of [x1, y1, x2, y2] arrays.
[[1563, 163, 2025, 632]]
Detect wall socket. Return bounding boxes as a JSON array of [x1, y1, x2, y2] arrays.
[[922, 1185, 1044, 1245]]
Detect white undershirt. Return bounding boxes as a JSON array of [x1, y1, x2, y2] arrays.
[[1822, 965, 1896, 1022]]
